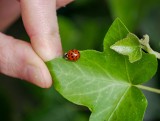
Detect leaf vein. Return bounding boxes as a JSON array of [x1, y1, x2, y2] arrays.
[[108, 86, 130, 121]]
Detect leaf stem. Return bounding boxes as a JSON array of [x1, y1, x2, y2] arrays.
[[136, 85, 160, 94], [140, 34, 160, 59]]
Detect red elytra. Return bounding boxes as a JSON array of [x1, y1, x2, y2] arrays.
[[64, 49, 80, 61]]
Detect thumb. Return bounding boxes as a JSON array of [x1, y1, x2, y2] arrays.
[[20, 0, 62, 61]]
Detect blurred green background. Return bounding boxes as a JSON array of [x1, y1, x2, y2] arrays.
[[1, 0, 160, 121]]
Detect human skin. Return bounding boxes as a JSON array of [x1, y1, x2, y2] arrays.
[[0, 0, 73, 88]]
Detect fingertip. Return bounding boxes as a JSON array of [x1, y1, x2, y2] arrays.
[[24, 64, 53, 88], [0, 33, 53, 88], [30, 34, 63, 61], [39, 64, 53, 88]]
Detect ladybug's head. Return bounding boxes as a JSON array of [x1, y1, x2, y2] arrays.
[[63, 53, 68, 59]]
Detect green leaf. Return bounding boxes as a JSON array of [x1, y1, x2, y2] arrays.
[[110, 33, 142, 63], [46, 18, 157, 121]]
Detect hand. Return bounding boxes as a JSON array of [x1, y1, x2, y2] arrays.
[[0, 0, 73, 88]]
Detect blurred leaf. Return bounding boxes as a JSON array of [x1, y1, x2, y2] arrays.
[[107, 0, 142, 30], [140, 7, 160, 52], [72, 0, 92, 7], [76, 18, 107, 50], [46, 18, 157, 121], [107, 0, 160, 31], [24, 87, 89, 121], [58, 16, 80, 52], [59, 16, 108, 51], [0, 90, 12, 121]]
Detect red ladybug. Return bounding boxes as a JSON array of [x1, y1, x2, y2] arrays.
[[64, 49, 80, 61]]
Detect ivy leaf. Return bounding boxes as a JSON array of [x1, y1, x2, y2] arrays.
[[46, 18, 157, 121], [110, 33, 142, 63]]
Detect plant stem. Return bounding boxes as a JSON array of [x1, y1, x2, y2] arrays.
[[140, 34, 160, 59], [136, 85, 160, 94]]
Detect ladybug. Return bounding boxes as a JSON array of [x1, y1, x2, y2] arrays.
[[64, 49, 80, 61]]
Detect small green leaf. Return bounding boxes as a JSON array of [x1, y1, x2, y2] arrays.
[[46, 18, 157, 121], [110, 33, 142, 63]]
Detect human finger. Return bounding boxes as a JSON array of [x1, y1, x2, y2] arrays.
[[0, 33, 52, 88], [0, 0, 20, 31], [20, 0, 64, 61]]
